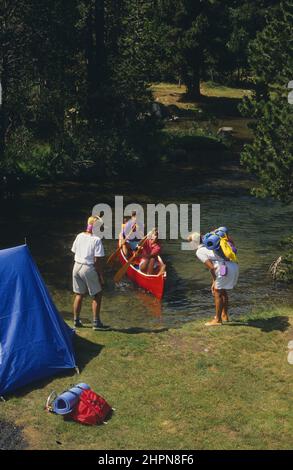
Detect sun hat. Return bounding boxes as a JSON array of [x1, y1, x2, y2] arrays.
[[188, 232, 201, 250], [86, 215, 103, 233]]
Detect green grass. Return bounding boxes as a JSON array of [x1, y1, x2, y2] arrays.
[[1, 307, 293, 449], [151, 81, 254, 147], [151, 81, 252, 109]]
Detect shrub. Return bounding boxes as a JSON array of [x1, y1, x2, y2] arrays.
[[269, 237, 293, 282]]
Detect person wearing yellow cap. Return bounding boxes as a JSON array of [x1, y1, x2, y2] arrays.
[[71, 216, 107, 330]]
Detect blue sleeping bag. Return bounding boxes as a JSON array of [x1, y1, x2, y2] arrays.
[[52, 383, 91, 415]]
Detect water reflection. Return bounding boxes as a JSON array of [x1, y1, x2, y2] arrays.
[[0, 161, 292, 329]]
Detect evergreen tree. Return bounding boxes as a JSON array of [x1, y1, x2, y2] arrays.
[[27, 0, 79, 136], [155, 0, 231, 98], [227, 0, 280, 84], [0, 0, 32, 157], [240, 0, 293, 202]]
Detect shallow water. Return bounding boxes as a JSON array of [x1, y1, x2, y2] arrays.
[[0, 156, 292, 330]]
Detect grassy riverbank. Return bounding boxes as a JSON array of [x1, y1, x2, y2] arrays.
[[1, 306, 293, 450], [1, 82, 291, 451]]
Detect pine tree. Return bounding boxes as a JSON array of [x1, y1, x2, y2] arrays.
[[0, 0, 32, 157], [240, 0, 293, 202], [155, 0, 231, 98]]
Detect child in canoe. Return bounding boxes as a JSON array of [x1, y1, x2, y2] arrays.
[[138, 229, 166, 275]]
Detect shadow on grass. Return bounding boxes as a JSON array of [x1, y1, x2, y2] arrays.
[[201, 95, 242, 118], [179, 94, 242, 118], [110, 327, 169, 334], [226, 316, 290, 333], [6, 369, 77, 399], [74, 334, 104, 372], [5, 336, 104, 399]]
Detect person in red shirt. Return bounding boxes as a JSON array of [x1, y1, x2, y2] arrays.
[[138, 229, 165, 275]]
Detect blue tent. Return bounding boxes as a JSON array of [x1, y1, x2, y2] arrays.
[[0, 245, 76, 396]]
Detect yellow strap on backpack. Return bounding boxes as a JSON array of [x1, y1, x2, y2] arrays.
[[219, 234, 238, 263]]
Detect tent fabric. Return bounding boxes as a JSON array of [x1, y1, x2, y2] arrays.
[[0, 245, 76, 396]]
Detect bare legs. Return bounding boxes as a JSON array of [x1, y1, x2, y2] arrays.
[[73, 294, 84, 322], [221, 290, 229, 321], [214, 289, 229, 322], [140, 258, 156, 274], [214, 289, 223, 323], [73, 291, 103, 324], [206, 289, 229, 326], [92, 291, 102, 323], [140, 258, 166, 275]]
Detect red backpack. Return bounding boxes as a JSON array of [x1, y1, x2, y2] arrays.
[[69, 389, 113, 425]]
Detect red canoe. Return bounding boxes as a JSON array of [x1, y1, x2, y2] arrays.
[[118, 249, 166, 300]]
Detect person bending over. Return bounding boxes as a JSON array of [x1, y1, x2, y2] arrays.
[[188, 231, 239, 326]]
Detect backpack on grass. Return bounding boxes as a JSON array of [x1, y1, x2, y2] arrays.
[[68, 389, 113, 425]]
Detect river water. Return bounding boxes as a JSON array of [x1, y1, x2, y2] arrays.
[[0, 146, 292, 330]]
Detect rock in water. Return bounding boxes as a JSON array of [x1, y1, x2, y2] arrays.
[[217, 127, 234, 138]]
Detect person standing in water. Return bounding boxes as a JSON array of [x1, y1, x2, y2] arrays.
[[71, 216, 107, 330], [188, 229, 239, 326]]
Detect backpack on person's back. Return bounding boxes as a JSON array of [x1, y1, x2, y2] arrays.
[[203, 226, 238, 263]]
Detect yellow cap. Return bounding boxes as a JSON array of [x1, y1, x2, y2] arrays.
[[188, 232, 201, 250], [88, 216, 98, 226]]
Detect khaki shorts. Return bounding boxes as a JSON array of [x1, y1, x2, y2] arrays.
[[73, 262, 102, 296]]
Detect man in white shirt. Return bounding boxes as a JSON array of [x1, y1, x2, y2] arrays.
[[71, 216, 107, 330], [188, 231, 239, 326]]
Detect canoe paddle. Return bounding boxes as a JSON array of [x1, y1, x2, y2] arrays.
[[113, 228, 155, 283], [106, 225, 135, 266]]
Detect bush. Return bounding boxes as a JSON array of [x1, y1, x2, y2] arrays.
[[1, 118, 162, 186], [270, 237, 293, 283], [164, 124, 226, 163]]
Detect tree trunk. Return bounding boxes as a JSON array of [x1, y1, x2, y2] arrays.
[[85, 3, 95, 123], [95, 0, 105, 89], [0, 4, 9, 159], [237, 66, 240, 85], [0, 58, 8, 159], [0, 85, 5, 159], [85, 0, 106, 124], [186, 70, 201, 101]]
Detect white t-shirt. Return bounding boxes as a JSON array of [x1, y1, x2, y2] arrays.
[[196, 244, 239, 290], [196, 244, 223, 264], [71, 232, 105, 265]]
